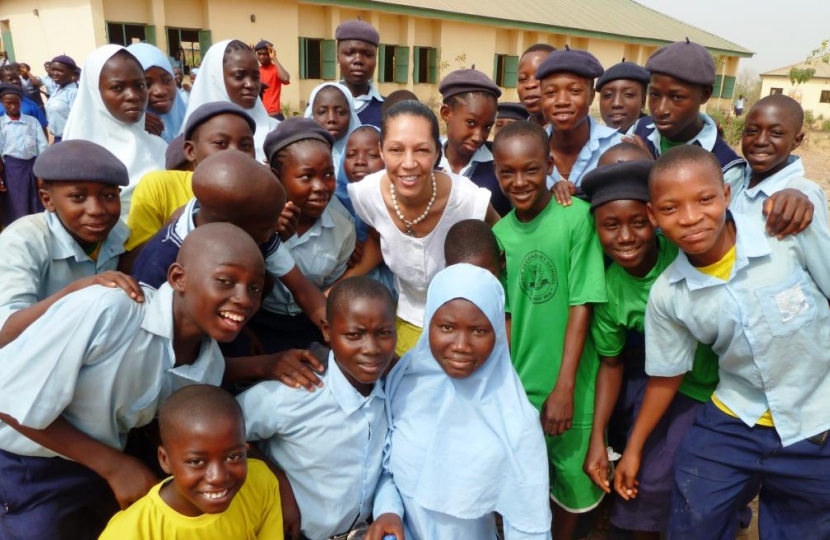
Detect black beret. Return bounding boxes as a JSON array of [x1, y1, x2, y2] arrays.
[[497, 102, 528, 121], [33, 140, 129, 186], [439, 69, 502, 100], [50, 55, 77, 70], [581, 159, 653, 211], [335, 20, 379, 47], [263, 117, 334, 163], [646, 39, 715, 86], [184, 101, 256, 140], [596, 61, 650, 91], [535, 45, 604, 81], [0, 83, 22, 98], [254, 40, 272, 51], [165, 134, 188, 170]]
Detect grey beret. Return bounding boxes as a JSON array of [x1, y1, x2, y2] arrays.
[[33, 140, 129, 186], [535, 45, 604, 81], [183, 101, 256, 140], [264, 117, 334, 163], [646, 39, 715, 86], [596, 61, 650, 91], [0, 83, 22, 98], [335, 20, 380, 47], [497, 102, 528, 121], [50, 55, 77, 70], [254, 40, 272, 51], [165, 134, 188, 170], [439, 69, 502, 100], [581, 159, 653, 211]]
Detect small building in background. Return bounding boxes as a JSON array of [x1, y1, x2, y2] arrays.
[[760, 58, 830, 119]]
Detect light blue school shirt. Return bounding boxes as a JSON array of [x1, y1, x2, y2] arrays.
[[645, 212, 830, 446], [177, 87, 189, 105], [0, 283, 225, 458], [545, 116, 622, 189], [0, 211, 129, 331], [238, 352, 387, 540], [44, 82, 78, 137], [41, 75, 58, 96], [0, 113, 48, 159], [264, 197, 355, 315]]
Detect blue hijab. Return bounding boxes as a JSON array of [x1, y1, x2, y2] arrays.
[[335, 125, 381, 242], [127, 43, 187, 143], [385, 264, 551, 533]]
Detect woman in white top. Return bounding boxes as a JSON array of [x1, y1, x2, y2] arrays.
[[347, 100, 499, 356]]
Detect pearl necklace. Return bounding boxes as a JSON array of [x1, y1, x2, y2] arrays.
[[389, 172, 437, 236]]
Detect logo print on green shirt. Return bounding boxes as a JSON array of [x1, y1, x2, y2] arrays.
[[519, 250, 558, 304]]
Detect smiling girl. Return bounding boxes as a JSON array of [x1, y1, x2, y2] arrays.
[[127, 43, 188, 143]]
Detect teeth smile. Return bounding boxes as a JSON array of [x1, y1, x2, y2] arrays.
[[201, 489, 229, 499], [219, 311, 245, 322]]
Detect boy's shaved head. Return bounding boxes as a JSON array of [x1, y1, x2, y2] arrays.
[[522, 43, 556, 57], [493, 120, 549, 158], [751, 94, 804, 129], [326, 276, 395, 324], [444, 219, 500, 267], [178, 221, 262, 266], [159, 385, 244, 447], [599, 141, 653, 166], [649, 144, 722, 192]]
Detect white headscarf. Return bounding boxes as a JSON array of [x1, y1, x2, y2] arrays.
[[180, 40, 277, 161], [385, 263, 551, 533], [303, 82, 361, 177], [63, 44, 167, 213], [127, 43, 187, 144]]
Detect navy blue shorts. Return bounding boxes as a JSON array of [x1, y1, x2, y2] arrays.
[[611, 391, 701, 533], [670, 401, 830, 540], [0, 450, 118, 540]]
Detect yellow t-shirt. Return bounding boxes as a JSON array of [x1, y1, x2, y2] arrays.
[[99, 459, 283, 540], [125, 170, 194, 251]]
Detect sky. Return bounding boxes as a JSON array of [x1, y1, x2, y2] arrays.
[[633, 0, 828, 75]]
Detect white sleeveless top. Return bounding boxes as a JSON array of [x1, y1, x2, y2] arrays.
[[348, 170, 491, 327]]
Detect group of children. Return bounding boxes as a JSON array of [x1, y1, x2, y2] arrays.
[[0, 16, 828, 540]]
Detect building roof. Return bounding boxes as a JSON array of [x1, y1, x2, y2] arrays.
[[762, 57, 830, 79], [312, 0, 753, 57]]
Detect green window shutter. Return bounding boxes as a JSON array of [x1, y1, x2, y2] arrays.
[[722, 76, 736, 99], [1, 28, 15, 62], [377, 45, 386, 83], [299, 38, 308, 79], [144, 25, 156, 46], [712, 74, 723, 96], [427, 48, 439, 84], [395, 46, 409, 84], [504, 55, 519, 88], [493, 54, 499, 82], [322, 39, 336, 80], [198, 30, 212, 59], [412, 46, 421, 83]]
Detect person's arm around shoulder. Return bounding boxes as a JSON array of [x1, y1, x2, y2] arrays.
[[367, 471, 406, 540]]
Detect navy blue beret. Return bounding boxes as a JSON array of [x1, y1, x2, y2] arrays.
[[183, 101, 256, 140], [596, 61, 650, 91], [50, 55, 77, 70], [33, 140, 129, 186], [0, 83, 22, 98], [439, 69, 502, 100], [264, 117, 334, 163], [254, 40, 272, 51], [535, 46, 604, 81], [646, 39, 715, 86], [165, 134, 188, 170], [335, 20, 379, 47], [497, 102, 528, 121], [581, 159, 653, 211]]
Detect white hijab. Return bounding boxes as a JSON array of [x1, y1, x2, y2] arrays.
[[180, 40, 277, 161], [303, 82, 361, 176], [63, 44, 167, 212], [385, 263, 551, 533]]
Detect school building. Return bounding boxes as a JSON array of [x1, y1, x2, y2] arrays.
[[760, 58, 830, 119], [1, 0, 752, 111]]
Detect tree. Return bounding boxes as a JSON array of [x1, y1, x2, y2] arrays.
[[789, 66, 816, 87], [807, 39, 829, 65]]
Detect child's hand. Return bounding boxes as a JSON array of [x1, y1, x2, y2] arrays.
[[541, 386, 574, 436], [73, 271, 145, 302], [348, 240, 365, 268], [0, 178, 6, 192], [551, 180, 576, 206], [104, 455, 158, 509], [144, 112, 165, 137], [277, 201, 301, 241], [613, 451, 641, 501], [763, 188, 814, 239], [583, 438, 612, 493], [265, 349, 325, 391], [367, 513, 405, 540]]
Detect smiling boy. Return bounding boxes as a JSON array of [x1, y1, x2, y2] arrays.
[[336, 20, 384, 127]]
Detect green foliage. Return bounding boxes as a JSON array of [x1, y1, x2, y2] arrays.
[[822, 120, 830, 133], [807, 40, 829, 64], [707, 108, 745, 146], [789, 67, 816, 86], [804, 109, 816, 129]]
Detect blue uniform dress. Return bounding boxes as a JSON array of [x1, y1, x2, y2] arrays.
[[545, 116, 623, 189], [0, 113, 49, 225], [44, 82, 77, 141], [439, 140, 512, 216], [645, 212, 830, 539], [349, 82, 384, 128]]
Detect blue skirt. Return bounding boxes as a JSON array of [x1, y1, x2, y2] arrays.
[[1, 155, 43, 227]]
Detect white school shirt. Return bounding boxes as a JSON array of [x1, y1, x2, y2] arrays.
[[44, 82, 77, 137], [0, 283, 225, 458], [238, 352, 387, 540], [347, 170, 490, 327], [437, 138, 494, 178], [0, 211, 129, 332], [545, 116, 622, 189], [263, 197, 355, 315], [350, 81, 384, 112], [0, 114, 48, 159]]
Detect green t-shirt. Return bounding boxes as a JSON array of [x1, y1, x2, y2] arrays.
[[494, 198, 607, 427], [659, 136, 687, 156], [590, 234, 719, 403]]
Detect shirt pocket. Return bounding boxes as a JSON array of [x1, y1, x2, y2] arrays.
[[754, 268, 817, 338], [302, 251, 338, 285]]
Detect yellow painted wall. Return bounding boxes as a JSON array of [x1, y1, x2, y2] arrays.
[[165, 0, 205, 29], [103, 0, 150, 24], [761, 75, 830, 117]]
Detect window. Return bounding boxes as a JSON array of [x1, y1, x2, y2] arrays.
[[107, 22, 149, 46], [378, 44, 410, 84], [770, 87, 783, 95], [493, 54, 519, 88], [299, 38, 336, 80], [1, 20, 15, 63], [712, 75, 736, 99], [820, 90, 830, 104], [413, 46, 438, 84], [167, 28, 209, 70]]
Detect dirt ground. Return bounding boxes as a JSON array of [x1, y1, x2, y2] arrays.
[[794, 131, 830, 209]]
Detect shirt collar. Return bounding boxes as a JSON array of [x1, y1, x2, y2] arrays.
[[647, 113, 718, 152], [45, 211, 128, 263], [740, 155, 805, 199], [668, 212, 771, 290], [327, 350, 385, 416], [139, 282, 176, 339], [172, 198, 199, 241], [343, 81, 384, 102], [438, 139, 494, 175]]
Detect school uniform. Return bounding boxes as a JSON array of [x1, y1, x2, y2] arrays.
[[44, 82, 77, 141], [0, 113, 48, 225], [125, 170, 194, 251], [304, 82, 362, 179], [41, 75, 58, 97], [545, 117, 622, 188], [439, 140, 512, 216], [0, 95, 48, 128], [239, 351, 386, 540], [350, 82, 384, 128], [0, 282, 225, 539], [0, 211, 129, 331], [645, 212, 830, 539]]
